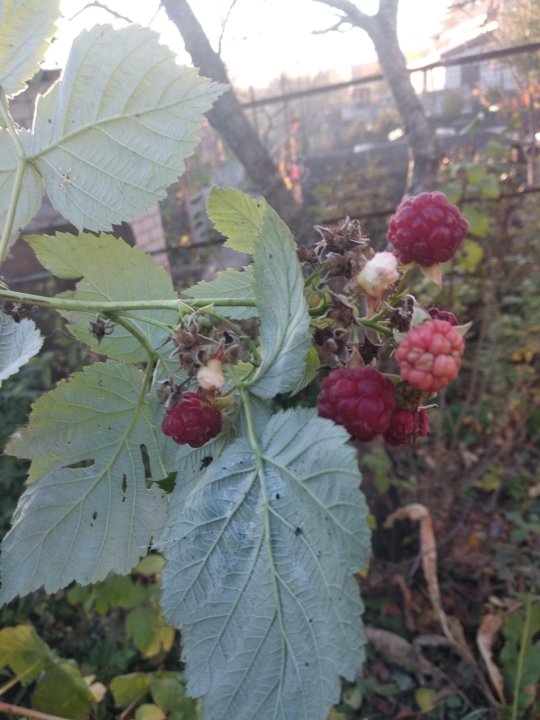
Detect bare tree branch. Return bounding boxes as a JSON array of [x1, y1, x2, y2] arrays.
[[313, 0, 439, 192], [67, 0, 134, 24], [161, 0, 306, 240], [313, 0, 375, 32]]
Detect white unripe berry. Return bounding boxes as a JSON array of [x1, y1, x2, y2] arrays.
[[356, 252, 399, 297]]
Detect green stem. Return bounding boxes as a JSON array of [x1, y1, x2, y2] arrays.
[[511, 596, 532, 720], [104, 313, 160, 363], [0, 90, 25, 155], [0, 702, 71, 720], [0, 660, 43, 697], [0, 158, 25, 265], [115, 311, 177, 336], [357, 317, 393, 337], [387, 266, 412, 305], [0, 288, 326, 318], [0, 288, 257, 313]]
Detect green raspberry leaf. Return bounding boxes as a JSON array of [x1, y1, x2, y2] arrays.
[[207, 187, 265, 254], [26, 232, 177, 363], [0, 362, 170, 603], [249, 206, 311, 398], [158, 407, 370, 720], [29, 24, 223, 231]]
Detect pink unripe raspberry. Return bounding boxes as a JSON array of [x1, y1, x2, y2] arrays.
[[428, 307, 459, 325], [356, 251, 400, 297], [396, 319, 464, 392], [383, 408, 429, 446], [162, 391, 222, 448], [387, 192, 468, 266], [317, 367, 396, 442]]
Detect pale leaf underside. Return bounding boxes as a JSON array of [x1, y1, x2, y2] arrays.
[[0, 312, 43, 382], [0, 0, 59, 97], [158, 408, 370, 720], [0, 362, 171, 603], [29, 24, 223, 231]]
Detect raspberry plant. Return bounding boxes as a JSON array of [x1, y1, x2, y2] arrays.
[[0, 3, 470, 718]]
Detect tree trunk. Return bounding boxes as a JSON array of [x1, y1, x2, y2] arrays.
[[315, 0, 439, 194], [368, 7, 439, 193], [161, 0, 307, 239]]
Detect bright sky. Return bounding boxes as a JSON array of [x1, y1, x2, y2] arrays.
[[46, 0, 450, 88]]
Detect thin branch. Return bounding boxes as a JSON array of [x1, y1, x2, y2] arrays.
[[0, 702, 71, 720], [148, 1, 163, 27], [312, 18, 351, 34], [67, 1, 134, 24], [217, 0, 239, 56]]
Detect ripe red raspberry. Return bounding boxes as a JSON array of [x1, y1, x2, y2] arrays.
[[428, 307, 459, 325], [161, 392, 222, 448], [383, 408, 429, 446], [387, 192, 468, 266], [317, 367, 396, 442], [396, 319, 464, 392]]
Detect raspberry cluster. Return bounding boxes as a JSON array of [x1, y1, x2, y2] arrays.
[[387, 191, 468, 266], [162, 392, 222, 448], [159, 192, 467, 453]]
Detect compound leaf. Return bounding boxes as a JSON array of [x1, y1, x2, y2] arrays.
[[0, 312, 43, 382], [0, 130, 44, 250], [26, 233, 177, 363], [0, 0, 59, 97], [0, 362, 169, 603], [207, 187, 265, 254], [158, 407, 370, 720], [30, 24, 223, 231], [185, 266, 257, 320], [249, 207, 311, 398]]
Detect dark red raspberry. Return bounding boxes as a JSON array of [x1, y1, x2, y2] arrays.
[[428, 307, 459, 325], [396, 319, 465, 393], [387, 192, 468, 266], [161, 392, 222, 448], [383, 408, 429, 446], [317, 367, 396, 442]]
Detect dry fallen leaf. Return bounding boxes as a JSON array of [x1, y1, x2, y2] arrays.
[[477, 613, 506, 704], [384, 503, 500, 710]]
